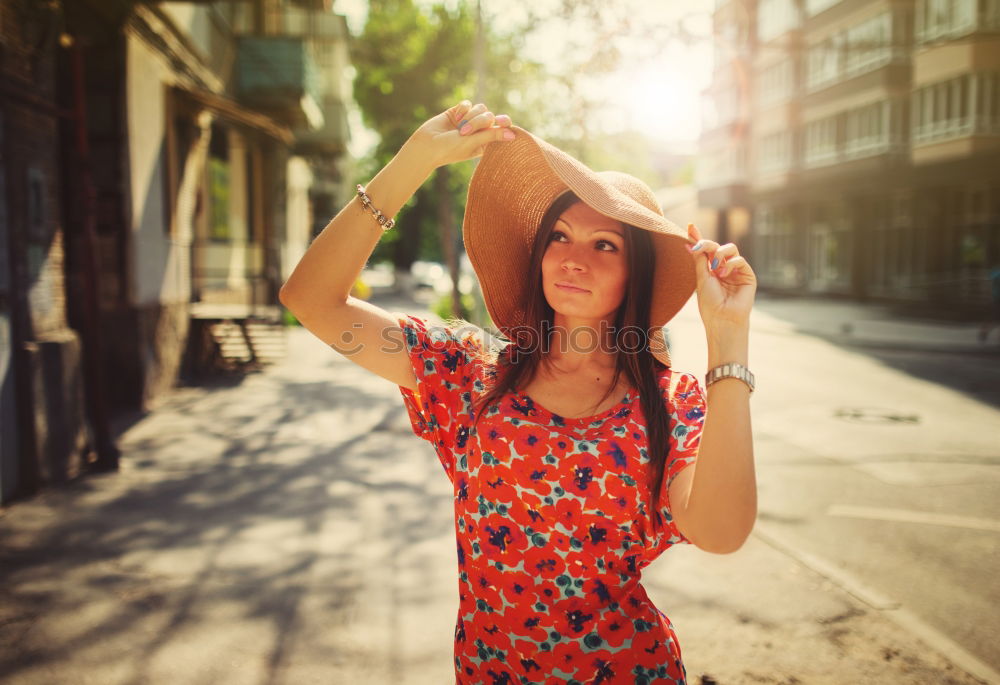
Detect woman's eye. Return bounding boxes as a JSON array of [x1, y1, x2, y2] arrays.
[[548, 231, 617, 251]]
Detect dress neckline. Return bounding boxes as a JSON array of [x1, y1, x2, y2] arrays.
[[512, 388, 635, 426]]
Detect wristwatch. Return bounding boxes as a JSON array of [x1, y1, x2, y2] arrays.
[[705, 362, 755, 394]]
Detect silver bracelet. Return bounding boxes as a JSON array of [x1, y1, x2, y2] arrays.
[[356, 184, 396, 231], [705, 362, 755, 394]]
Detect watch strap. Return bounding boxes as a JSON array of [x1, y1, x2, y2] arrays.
[[705, 362, 755, 394]]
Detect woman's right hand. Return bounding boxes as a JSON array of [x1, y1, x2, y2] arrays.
[[408, 101, 516, 169]]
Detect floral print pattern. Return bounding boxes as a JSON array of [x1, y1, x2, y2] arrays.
[[396, 314, 707, 684]]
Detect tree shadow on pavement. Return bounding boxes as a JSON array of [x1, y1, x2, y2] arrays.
[[0, 339, 455, 684]]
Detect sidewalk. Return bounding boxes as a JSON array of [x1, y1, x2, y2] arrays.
[[751, 292, 1000, 356], [370, 273, 1000, 356], [0, 294, 990, 684]]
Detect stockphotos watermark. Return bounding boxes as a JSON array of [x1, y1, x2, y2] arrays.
[[328, 321, 670, 358]]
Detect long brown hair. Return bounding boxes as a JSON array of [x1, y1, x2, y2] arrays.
[[470, 191, 675, 519]]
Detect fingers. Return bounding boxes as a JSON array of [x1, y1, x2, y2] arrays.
[[687, 232, 742, 279], [712, 243, 740, 268], [466, 124, 516, 146], [717, 255, 748, 279], [446, 100, 473, 128], [439, 102, 516, 165], [458, 103, 517, 148], [459, 105, 494, 135], [445, 101, 512, 135]]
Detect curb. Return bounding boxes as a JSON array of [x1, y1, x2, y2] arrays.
[[803, 331, 1000, 357], [754, 524, 998, 685]]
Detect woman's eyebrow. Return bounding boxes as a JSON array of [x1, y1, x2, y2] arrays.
[[555, 218, 625, 237]]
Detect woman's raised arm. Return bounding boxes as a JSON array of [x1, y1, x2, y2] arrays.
[[279, 102, 515, 390]]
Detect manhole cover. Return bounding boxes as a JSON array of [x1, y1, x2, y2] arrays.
[[834, 407, 920, 424]]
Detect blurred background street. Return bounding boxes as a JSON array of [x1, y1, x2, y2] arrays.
[[2, 0, 999, 683]]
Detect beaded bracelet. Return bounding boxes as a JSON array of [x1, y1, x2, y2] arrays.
[[356, 184, 396, 232]]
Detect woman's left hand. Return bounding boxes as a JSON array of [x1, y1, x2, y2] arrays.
[[686, 223, 757, 331]]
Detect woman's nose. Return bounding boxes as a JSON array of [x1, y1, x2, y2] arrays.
[[561, 246, 587, 271]]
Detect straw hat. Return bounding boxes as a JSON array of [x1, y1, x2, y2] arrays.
[[462, 125, 696, 366]]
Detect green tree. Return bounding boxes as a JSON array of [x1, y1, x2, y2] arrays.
[[352, 0, 472, 284], [352, 0, 544, 320]]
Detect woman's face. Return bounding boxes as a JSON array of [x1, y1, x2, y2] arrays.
[[540, 201, 629, 324]]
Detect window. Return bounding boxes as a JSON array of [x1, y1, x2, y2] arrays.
[[758, 130, 794, 173], [807, 11, 899, 91], [916, 0, 978, 42], [758, 58, 795, 106], [27, 168, 46, 242], [913, 72, 999, 142], [807, 33, 843, 89], [845, 13, 892, 76], [0, 111, 7, 293], [804, 116, 839, 166], [805, 0, 841, 17], [978, 72, 1000, 134], [758, 0, 800, 42], [696, 142, 748, 186], [846, 101, 889, 157], [808, 203, 850, 287], [755, 204, 800, 287], [986, 0, 1000, 30], [208, 124, 231, 242]]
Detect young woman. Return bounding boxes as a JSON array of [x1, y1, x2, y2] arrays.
[[280, 101, 757, 684]]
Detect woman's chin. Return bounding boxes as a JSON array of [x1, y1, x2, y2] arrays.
[[548, 304, 619, 326]]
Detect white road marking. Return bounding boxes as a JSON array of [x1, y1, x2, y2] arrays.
[[753, 523, 900, 610], [853, 461, 1000, 487], [827, 505, 1000, 533], [754, 523, 1000, 685]]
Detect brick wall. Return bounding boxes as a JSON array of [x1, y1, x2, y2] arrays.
[[1, 0, 89, 497]]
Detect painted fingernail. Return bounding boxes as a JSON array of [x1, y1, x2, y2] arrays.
[[496, 114, 511, 126], [689, 242, 702, 252], [502, 129, 516, 140], [458, 119, 468, 128], [459, 123, 472, 135], [711, 257, 719, 270]]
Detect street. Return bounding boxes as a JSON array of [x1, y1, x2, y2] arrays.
[[668, 294, 1000, 681], [0, 291, 997, 684]]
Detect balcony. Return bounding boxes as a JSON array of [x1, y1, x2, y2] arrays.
[[915, 0, 1000, 44], [911, 72, 1000, 163], [697, 137, 751, 208], [236, 37, 324, 130], [295, 98, 350, 156]]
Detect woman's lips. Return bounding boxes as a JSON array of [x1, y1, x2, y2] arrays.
[[555, 282, 589, 293]]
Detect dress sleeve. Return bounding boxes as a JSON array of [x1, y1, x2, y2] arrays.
[[395, 313, 483, 484], [654, 370, 707, 547]]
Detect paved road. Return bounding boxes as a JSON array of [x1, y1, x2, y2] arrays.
[[668, 294, 1000, 677], [0, 291, 995, 684]]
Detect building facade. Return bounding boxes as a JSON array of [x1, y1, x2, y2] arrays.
[[0, 0, 351, 504], [1, 0, 90, 500], [699, 0, 1000, 314]]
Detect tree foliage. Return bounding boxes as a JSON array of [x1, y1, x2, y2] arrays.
[[352, 0, 542, 274], [350, 0, 699, 274]]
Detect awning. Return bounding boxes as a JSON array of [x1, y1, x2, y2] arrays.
[[172, 86, 293, 145]]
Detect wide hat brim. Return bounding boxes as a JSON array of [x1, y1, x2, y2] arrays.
[[463, 125, 696, 367]]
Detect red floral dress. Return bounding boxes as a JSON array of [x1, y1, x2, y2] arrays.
[[396, 314, 707, 685]]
